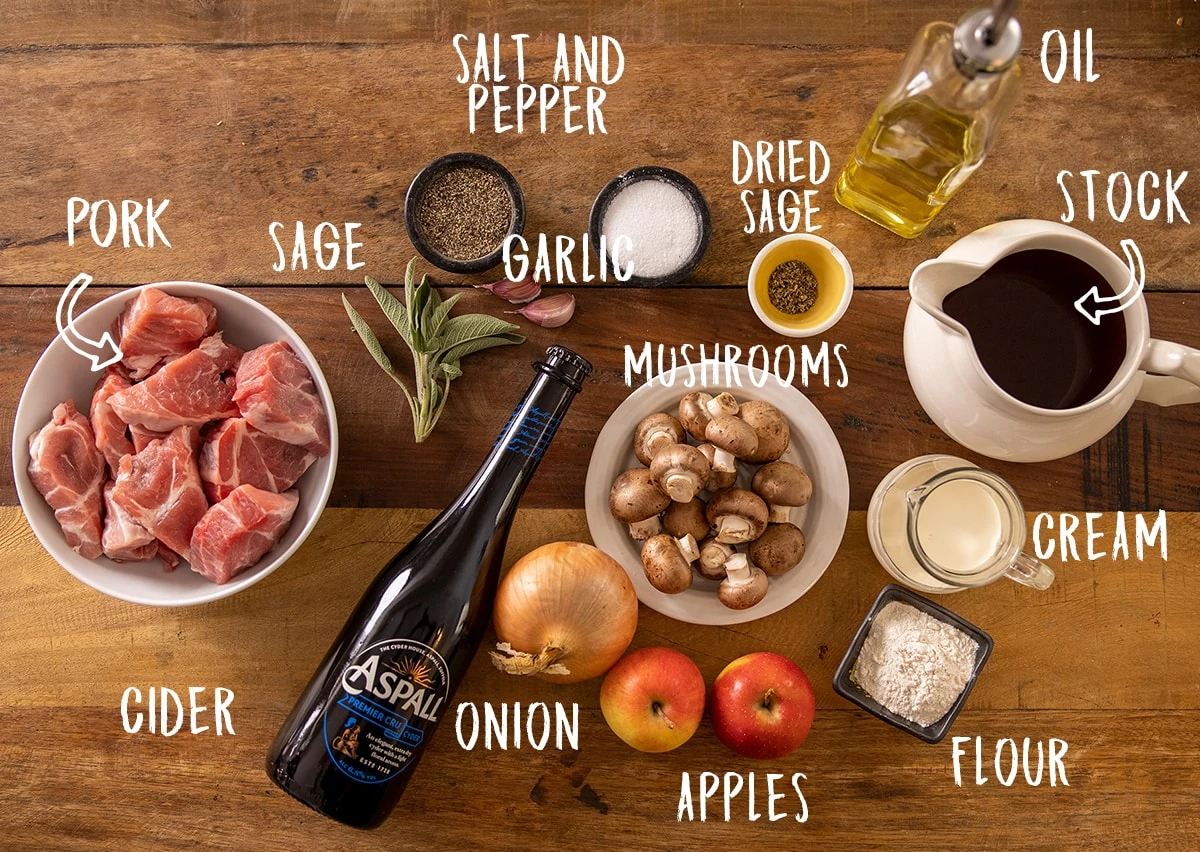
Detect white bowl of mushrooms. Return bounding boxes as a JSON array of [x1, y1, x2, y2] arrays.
[[584, 365, 850, 626]]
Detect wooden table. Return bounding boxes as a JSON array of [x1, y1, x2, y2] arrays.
[[3, 3, 1198, 849]]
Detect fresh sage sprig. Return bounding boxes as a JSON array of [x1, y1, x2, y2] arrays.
[[342, 258, 524, 442]]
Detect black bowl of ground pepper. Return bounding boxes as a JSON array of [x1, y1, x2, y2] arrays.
[[405, 152, 526, 275]]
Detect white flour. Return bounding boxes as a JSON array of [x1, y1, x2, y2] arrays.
[[852, 601, 979, 727]]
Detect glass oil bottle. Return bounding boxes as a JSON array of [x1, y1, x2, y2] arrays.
[[834, 1, 1023, 238]]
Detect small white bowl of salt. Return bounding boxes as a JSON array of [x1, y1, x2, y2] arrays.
[[834, 584, 993, 743]]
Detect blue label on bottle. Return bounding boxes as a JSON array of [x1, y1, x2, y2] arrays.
[[322, 639, 449, 784], [493, 405, 561, 461]]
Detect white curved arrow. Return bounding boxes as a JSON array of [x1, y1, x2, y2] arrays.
[[56, 273, 123, 371], [1074, 239, 1144, 326]]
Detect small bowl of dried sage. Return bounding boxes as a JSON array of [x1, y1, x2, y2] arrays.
[[747, 233, 853, 338], [405, 152, 526, 274]]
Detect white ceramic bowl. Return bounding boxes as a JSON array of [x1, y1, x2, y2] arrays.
[[12, 282, 338, 607], [584, 365, 849, 625], [747, 233, 854, 338]]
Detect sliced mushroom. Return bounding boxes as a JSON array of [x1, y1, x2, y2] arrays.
[[697, 443, 738, 491], [718, 553, 769, 610], [650, 443, 710, 503], [752, 461, 814, 523], [749, 522, 807, 576], [609, 468, 671, 540], [633, 412, 685, 466], [678, 391, 739, 441], [739, 400, 790, 463], [663, 497, 711, 543], [705, 414, 759, 460], [705, 488, 769, 544], [696, 537, 735, 581], [641, 533, 698, 594]]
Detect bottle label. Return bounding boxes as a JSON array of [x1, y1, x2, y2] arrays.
[[494, 405, 562, 461], [322, 639, 450, 785]]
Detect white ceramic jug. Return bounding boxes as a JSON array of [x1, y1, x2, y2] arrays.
[[904, 220, 1200, 462]]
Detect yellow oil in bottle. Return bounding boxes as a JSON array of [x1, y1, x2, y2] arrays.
[[835, 98, 984, 238]]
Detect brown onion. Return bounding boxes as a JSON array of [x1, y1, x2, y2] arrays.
[[490, 541, 638, 684]]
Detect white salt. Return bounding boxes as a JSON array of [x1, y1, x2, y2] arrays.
[[601, 179, 700, 279]]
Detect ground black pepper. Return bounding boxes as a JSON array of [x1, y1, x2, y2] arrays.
[[767, 260, 819, 314], [415, 166, 513, 261]]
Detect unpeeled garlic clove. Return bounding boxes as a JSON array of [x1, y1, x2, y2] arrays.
[[475, 273, 542, 304], [508, 293, 576, 328]]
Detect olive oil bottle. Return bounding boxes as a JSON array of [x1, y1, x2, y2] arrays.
[[835, 1, 1023, 238]]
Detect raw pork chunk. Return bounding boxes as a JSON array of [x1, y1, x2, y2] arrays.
[[110, 426, 209, 556], [108, 333, 242, 431], [189, 485, 299, 584], [130, 423, 170, 453], [116, 287, 218, 379], [101, 482, 156, 562], [27, 401, 106, 558], [91, 371, 135, 475], [198, 418, 317, 502], [233, 342, 330, 456]]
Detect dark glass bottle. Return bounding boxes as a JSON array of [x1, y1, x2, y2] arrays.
[[266, 346, 591, 828]]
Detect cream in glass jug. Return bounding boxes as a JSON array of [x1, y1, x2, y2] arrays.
[[867, 455, 1055, 594]]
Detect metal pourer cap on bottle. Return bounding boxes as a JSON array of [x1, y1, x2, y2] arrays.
[[954, 0, 1022, 76]]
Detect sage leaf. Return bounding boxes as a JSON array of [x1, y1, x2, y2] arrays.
[[364, 276, 413, 349], [427, 292, 463, 342], [441, 332, 524, 366], [342, 294, 396, 375], [438, 314, 522, 352]]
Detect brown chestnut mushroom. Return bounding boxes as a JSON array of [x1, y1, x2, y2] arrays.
[[739, 400, 790, 463], [718, 553, 769, 609], [663, 497, 711, 543], [752, 461, 814, 523], [696, 537, 735, 581], [705, 414, 759, 461], [650, 443, 710, 503], [677, 392, 714, 442], [705, 488, 769, 544], [609, 468, 671, 540], [749, 522, 807, 576], [641, 533, 700, 594], [697, 442, 738, 491], [633, 412, 685, 466], [677, 391, 739, 441]]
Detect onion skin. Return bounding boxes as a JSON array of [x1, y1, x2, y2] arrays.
[[492, 541, 639, 684]]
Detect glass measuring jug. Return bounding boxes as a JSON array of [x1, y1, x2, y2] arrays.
[[866, 454, 1054, 594]]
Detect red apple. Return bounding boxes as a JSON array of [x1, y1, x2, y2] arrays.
[[600, 647, 706, 753], [710, 651, 815, 759]]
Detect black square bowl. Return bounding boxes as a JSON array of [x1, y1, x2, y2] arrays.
[[833, 584, 994, 744]]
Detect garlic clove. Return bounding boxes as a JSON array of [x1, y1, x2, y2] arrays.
[[508, 293, 576, 328], [475, 273, 542, 304]]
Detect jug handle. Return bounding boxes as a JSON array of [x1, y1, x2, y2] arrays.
[[1004, 552, 1055, 591], [1136, 339, 1200, 407]]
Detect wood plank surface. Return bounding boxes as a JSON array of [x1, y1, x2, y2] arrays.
[[1, 45, 1197, 291], [2, 506, 1197, 849], [3, 1, 1196, 52], [4, 287, 1199, 512], [4, 1, 1199, 849]]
